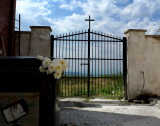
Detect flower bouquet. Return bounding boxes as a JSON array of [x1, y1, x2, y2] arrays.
[[37, 55, 67, 79]]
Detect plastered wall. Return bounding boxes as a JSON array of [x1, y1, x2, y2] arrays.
[[125, 29, 160, 100]]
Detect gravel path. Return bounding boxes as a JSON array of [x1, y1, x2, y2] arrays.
[[60, 98, 160, 126]]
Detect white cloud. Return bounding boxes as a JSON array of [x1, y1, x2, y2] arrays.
[[16, 0, 52, 30], [120, 0, 160, 20], [16, 0, 160, 36], [22, 0, 64, 2], [48, 0, 123, 35], [119, 0, 160, 34], [80, 0, 117, 17], [16, 0, 51, 18], [47, 14, 87, 34], [59, 0, 82, 10]]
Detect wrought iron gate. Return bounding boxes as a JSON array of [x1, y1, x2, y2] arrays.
[[51, 16, 127, 98], [51, 30, 127, 98]]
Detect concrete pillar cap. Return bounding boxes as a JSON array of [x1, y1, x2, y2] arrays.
[[124, 29, 147, 34], [30, 26, 52, 32]]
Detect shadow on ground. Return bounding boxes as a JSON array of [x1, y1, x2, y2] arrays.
[[60, 100, 160, 126], [60, 100, 149, 108], [60, 101, 102, 108]]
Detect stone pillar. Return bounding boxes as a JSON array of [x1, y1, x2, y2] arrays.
[[29, 26, 52, 57], [124, 29, 147, 100]]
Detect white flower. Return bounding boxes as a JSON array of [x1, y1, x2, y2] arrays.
[[52, 59, 60, 65], [54, 72, 62, 79], [54, 63, 62, 73], [48, 63, 55, 72], [59, 59, 67, 66], [42, 57, 52, 67], [59, 59, 68, 71], [37, 55, 43, 61], [39, 66, 45, 72]]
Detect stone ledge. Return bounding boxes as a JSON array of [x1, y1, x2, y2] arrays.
[[30, 26, 52, 31], [124, 29, 147, 34]]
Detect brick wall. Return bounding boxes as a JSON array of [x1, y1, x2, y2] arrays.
[[0, 0, 16, 56]]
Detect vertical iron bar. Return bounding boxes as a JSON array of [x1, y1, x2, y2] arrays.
[[118, 38, 120, 96], [75, 33, 77, 96], [109, 36, 112, 97], [119, 39, 121, 96], [51, 35, 54, 57], [115, 36, 117, 97], [120, 39, 123, 98], [119, 39, 122, 96], [62, 34, 64, 58], [59, 35, 61, 58], [98, 32, 100, 93], [91, 30, 94, 95], [123, 37, 127, 99], [55, 36, 57, 58], [62, 34, 65, 97], [68, 33, 70, 96], [84, 30, 87, 96], [81, 31, 83, 96], [19, 14, 21, 56], [78, 32, 80, 96], [95, 31, 97, 94], [88, 29, 90, 97], [101, 32, 103, 92], [64, 34, 67, 97], [113, 36, 116, 97], [116, 38, 119, 96], [71, 32, 74, 96], [103, 34, 106, 93], [111, 36, 115, 96], [120, 37, 122, 97], [65, 34, 67, 58], [111, 36, 113, 97], [107, 35, 109, 96]]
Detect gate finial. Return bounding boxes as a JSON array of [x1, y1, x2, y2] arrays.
[[85, 15, 95, 30]]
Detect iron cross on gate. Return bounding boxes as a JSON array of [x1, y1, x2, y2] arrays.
[[85, 15, 95, 30]]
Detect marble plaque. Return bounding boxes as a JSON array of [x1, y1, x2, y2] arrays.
[[0, 93, 39, 126]]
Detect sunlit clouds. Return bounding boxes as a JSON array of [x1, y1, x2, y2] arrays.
[[16, 0, 160, 36]]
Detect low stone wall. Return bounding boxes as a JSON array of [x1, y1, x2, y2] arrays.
[[14, 26, 52, 57]]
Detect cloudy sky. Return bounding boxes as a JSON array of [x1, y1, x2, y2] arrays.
[[15, 0, 160, 36]]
